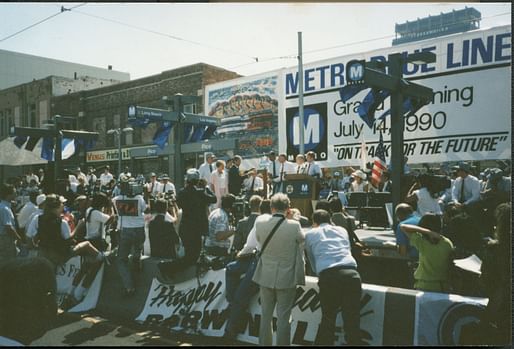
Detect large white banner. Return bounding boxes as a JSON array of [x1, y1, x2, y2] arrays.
[[55, 256, 105, 313], [136, 269, 488, 345], [279, 25, 511, 166]]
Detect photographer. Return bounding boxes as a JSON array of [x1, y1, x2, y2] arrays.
[[158, 174, 176, 195], [112, 178, 147, 297], [204, 194, 236, 257], [405, 174, 443, 216], [148, 198, 180, 259], [176, 169, 217, 266]]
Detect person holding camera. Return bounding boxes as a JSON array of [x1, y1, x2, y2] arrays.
[[158, 174, 176, 195], [148, 198, 180, 259], [204, 194, 236, 257], [112, 179, 147, 297], [405, 174, 443, 216], [177, 169, 217, 266]]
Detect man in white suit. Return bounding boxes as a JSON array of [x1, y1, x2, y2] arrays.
[[252, 193, 305, 346]]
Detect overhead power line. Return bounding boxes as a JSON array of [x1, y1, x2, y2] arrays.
[[69, 8, 259, 63], [0, 3, 86, 43]]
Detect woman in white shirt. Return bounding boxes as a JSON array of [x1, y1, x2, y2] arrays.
[[210, 160, 228, 208], [406, 174, 443, 216]]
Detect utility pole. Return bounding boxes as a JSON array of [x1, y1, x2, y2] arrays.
[[298, 32, 305, 156], [173, 94, 185, 189]]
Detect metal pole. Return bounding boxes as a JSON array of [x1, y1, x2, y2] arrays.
[[54, 117, 62, 193], [117, 129, 122, 179], [388, 53, 404, 228], [298, 32, 305, 156], [173, 96, 184, 189]]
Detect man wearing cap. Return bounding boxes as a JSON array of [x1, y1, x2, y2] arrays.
[[118, 166, 131, 182], [266, 151, 281, 194], [145, 173, 160, 199], [17, 191, 39, 233], [451, 162, 480, 208], [243, 169, 264, 197], [158, 174, 176, 195], [199, 153, 216, 183], [349, 170, 370, 192]]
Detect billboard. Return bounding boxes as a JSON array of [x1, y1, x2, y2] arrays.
[[280, 25, 511, 167], [205, 73, 280, 158]]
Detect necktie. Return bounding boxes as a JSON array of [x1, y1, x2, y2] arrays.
[[297, 166, 300, 174], [209, 164, 213, 172], [251, 176, 256, 191], [306, 163, 311, 175], [272, 161, 276, 177], [459, 178, 465, 203], [150, 182, 154, 193], [280, 164, 284, 181]]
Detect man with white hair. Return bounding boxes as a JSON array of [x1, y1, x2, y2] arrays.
[[198, 152, 216, 183], [252, 193, 305, 346]]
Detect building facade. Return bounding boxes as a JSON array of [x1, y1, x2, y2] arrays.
[[51, 63, 240, 179]]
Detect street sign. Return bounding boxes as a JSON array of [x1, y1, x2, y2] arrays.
[[346, 60, 366, 85], [182, 113, 220, 126], [127, 106, 178, 122]]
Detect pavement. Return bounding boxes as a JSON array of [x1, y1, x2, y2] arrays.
[[31, 310, 246, 347]]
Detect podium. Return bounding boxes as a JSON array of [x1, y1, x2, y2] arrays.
[[281, 174, 320, 219]]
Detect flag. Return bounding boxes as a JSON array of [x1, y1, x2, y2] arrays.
[[378, 95, 430, 121], [153, 121, 173, 149], [40, 138, 76, 161], [339, 84, 368, 103], [357, 88, 390, 128], [360, 135, 367, 170], [371, 131, 387, 187], [201, 125, 218, 140]]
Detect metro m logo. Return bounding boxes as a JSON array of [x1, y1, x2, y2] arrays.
[[292, 113, 320, 146], [349, 64, 363, 80], [286, 102, 328, 162]]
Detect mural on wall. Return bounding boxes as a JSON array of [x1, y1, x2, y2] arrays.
[[206, 75, 279, 158]]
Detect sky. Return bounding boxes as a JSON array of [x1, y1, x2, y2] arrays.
[[0, 2, 511, 80]]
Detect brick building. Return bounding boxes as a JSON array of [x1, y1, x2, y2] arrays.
[[51, 63, 240, 179]]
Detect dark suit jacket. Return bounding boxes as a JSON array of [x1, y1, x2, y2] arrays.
[[228, 165, 242, 195], [233, 213, 259, 251]]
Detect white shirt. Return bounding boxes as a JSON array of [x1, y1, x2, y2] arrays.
[[275, 161, 296, 182], [85, 208, 111, 240], [199, 162, 215, 182], [267, 159, 281, 180], [239, 214, 271, 255], [414, 188, 442, 216], [243, 176, 264, 192], [17, 201, 38, 229], [304, 161, 322, 177], [145, 180, 160, 196], [211, 171, 228, 191], [77, 172, 89, 186], [295, 163, 306, 174], [100, 172, 114, 186], [350, 181, 366, 192], [451, 175, 481, 205], [26, 214, 71, 240], [26, 174, 39, 185], [119, 172, 131, 180], [158, 182, 176, 194], [112, 194, 147, 228], [86, 173, 97, 185]]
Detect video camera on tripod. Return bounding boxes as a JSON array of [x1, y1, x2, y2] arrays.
[[120, 179, 144, 197]]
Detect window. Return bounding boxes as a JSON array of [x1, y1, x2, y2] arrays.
[[29, 104, 36, 127], [183, 103, 196, 114]]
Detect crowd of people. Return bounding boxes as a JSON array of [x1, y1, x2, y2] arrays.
[[0, 153, 511, 345]]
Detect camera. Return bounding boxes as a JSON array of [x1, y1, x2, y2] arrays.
[[232, 195, 249, 223], [163, 190, 176, 202], [120, 181, 144, 197]]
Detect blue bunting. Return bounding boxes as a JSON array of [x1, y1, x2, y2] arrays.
[[41, 137, 55, 161], [153, 121, 173, 149], [13, 136, 28, 148], [357, 89, 390, 128], [339, 84, 369, 103]]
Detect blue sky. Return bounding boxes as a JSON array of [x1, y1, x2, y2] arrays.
[[0, 3, 510, 79]]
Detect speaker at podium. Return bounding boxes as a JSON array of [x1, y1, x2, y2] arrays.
[[281, 174, 320, 219]]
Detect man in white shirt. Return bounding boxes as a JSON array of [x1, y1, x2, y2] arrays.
[[295, 154, 306, 174], [119, 166, 132, 181], [17, 192, 39, 232], [304, 151, 322, 178], [243, 169, 264, 196], [266, 151, 280, 194], [145, 173, 160, 198], [75, 167, 89, 186], [451, 162, 481, 208], [158, 174, 176, 195], [198, 152, 216, 183], [100, 166, 114, 187], [86, 167, 97, 188], [112, 184, 147, 296], [273, 153, 295, 194]]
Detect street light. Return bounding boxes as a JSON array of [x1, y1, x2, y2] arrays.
[[107, 127, 133, 177]]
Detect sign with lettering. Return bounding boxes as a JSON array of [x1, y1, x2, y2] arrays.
[[280, 25, 511, 166], [86, 146, 156, 163]]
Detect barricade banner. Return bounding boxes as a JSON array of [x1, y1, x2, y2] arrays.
[[55, 256, 105, 313], [136, 269, 489, 345], [415, 291, 488, 345]]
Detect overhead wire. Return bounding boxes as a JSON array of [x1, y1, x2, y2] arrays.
[[0, 3, 87, 43], [69, 8, 259, 63]]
